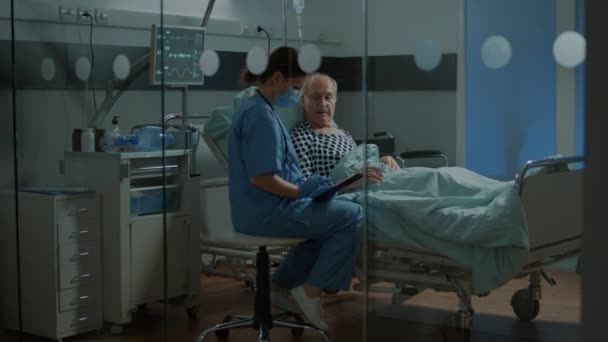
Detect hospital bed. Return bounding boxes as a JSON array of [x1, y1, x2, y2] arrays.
[[356, 154, 583, 338], [193, 104, 583, 338]]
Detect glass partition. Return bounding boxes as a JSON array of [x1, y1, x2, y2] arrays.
[[1, 0, 177, 340], [2, 1, 586, 341], [0, 0, 18, 338], [363, 0, 585, 341]]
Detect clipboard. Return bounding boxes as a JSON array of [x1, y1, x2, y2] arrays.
[[312, 173, 363, 202]]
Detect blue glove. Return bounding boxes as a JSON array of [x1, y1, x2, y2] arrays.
[[297, 175, 333, 198]]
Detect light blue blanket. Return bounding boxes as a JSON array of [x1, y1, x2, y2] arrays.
[[332, 145, 529, 294]]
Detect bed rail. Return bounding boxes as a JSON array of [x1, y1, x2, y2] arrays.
[[515, 155, 584, 194]]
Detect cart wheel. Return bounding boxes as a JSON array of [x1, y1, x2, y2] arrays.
[[511, 288, 540, 322], [291, 314, 305, 337], [186, 305, 200, 319], [215, 316, 232, 339], [110, 324, 123, 335]]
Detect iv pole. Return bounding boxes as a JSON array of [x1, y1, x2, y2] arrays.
[[282, 0, 287, 45]]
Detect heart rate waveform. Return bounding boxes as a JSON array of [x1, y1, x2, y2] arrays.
[[166, 67, 199, 79]]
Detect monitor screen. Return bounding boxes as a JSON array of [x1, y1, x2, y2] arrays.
[[150, 24, 206, 86]]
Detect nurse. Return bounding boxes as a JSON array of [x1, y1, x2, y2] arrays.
[[228, 46, 363, 330]]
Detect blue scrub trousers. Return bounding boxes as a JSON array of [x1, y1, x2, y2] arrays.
[[261, 199, 363, 291]]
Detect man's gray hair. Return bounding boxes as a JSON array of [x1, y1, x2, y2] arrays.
[[300, 73, 338, 97]]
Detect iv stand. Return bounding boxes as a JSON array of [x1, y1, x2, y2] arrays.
[[282, 0, 287, 45]]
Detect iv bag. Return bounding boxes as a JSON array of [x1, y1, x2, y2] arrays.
[[293, 0, 304, 14]]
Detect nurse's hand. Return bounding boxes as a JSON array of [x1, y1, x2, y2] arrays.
[[297, 175, 333, 198]]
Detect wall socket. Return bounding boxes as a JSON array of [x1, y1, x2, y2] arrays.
[[240, 23, 252, 36], [95, 9, 110, 25], [76, 8, 94, 23], [58, 5, 110, 25], [58, 6, 77, 23]]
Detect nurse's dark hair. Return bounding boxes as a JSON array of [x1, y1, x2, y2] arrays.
[[240, 46, 306, 86]]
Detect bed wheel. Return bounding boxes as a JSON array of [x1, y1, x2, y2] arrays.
[[215, 316, 232, 339], [511, 288, 540, 322]]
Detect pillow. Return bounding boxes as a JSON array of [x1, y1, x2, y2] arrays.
[[329, 144, 383, 181], [202, 106, 234, 159], [203, 87, 338, 161]]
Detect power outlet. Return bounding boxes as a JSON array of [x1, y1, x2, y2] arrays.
[[95, 9, 110, 25], [76, 8, 94, 23], [255, 25, 275, 40], [58, 5, 77, 23], [240, 23, 251, 36]]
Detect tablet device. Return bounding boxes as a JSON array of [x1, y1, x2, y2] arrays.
[[312, 173, 363, 202]]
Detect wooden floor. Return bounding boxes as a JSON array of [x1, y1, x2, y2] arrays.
[[2, 269, 581, 342]]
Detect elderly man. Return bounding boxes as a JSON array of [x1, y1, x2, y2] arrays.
[[290, 73, 400, 183]]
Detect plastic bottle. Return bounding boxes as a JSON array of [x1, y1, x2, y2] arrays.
[[81, 128, 95, 152], [293, 0, 305, 14], [100, 116, 122, 152], [293, 0, 305, 43], [135, 126, 175, 152]]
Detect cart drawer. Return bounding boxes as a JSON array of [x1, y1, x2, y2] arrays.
[[58, 286, 100, 312], [58, 306, 101, 334], [57, 219, 100, 246], [57, 242, 100, 290], [57, 197, 99, 223]]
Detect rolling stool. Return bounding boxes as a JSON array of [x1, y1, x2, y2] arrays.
[[195, 232, 330, 342]]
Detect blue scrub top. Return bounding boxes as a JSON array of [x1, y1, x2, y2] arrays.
[[228, 93, 312, 233]]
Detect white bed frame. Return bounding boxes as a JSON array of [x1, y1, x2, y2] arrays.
[[355, 156, 583, 337], [198, 128, 583, 337]]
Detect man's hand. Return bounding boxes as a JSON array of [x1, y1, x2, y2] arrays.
[[380, 156, 401, 170], [365, 166, 384, 182]]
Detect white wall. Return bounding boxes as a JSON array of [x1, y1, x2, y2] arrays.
[[336, 91, 458, 163], [1, 0, 343, 186], [340, 0, 463, 56], [1, 0, 345, 55], [336, 0, 464, 165], [5, 0, 466, 187]]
